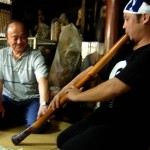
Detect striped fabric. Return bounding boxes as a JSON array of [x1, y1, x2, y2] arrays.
[[123, 0, 150, 14]]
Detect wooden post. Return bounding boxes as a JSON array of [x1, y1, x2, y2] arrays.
[[104, 0, 120, 52]]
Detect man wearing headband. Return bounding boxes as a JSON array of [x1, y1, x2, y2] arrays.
[[49, 0, 150, 149]]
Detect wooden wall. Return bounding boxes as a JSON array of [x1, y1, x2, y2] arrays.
[[11, 0, 82, 31], [10, 0, 126, 43]]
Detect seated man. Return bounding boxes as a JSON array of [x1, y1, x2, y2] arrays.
[[0, 19, 50, 133], [49, 0, 150, 149]]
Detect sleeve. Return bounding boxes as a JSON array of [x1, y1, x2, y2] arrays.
[[116, 48, 150, 88], [0, 50, 4, 80], [32, 51, 49, 81]]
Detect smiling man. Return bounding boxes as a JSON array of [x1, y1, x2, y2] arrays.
[[0, 19, 50, 133]]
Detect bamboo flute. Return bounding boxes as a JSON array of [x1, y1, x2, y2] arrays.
[[11, 34, 129, 145]]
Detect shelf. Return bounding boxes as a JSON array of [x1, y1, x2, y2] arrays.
[[0, 37, 57, 49]]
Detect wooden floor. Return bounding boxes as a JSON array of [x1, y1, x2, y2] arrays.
[[0, 120, 71, 150]]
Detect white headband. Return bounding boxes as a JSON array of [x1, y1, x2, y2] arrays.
[[123, 0, 150, 14]]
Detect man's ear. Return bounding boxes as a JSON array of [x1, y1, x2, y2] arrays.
[[143, 14, 150, 24]]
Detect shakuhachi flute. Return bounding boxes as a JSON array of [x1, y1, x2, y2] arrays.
[[11, 34, 129, 145]]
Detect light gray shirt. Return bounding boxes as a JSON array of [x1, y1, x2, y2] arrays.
[[0, 46, 48, 101]]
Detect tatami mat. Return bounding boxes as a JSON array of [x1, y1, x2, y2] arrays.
[[0, 120, 71, 150]]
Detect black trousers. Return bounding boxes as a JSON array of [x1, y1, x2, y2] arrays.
[[58, 119, 117, 150], [57, 107, 149, 150]]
